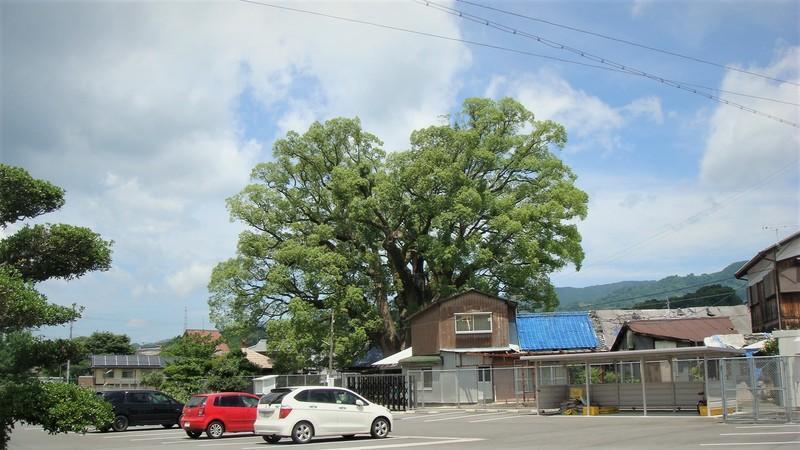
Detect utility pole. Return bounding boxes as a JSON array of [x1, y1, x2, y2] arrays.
[[763, 226, 790, 330], [184, 306, 188, 332], [328, 307, 335, 374], [66, 303, 75, 383]]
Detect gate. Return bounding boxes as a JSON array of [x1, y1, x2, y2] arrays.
[[720, 356, 797, 423], [343, 373, 412, 411]]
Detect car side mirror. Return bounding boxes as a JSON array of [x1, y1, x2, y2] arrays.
[[355, 399, 365, 407]]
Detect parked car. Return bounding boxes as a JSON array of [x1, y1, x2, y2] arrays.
[[97, 390, 184, 432], [254, 386, 393, 444], [181, 392, 260, 439]]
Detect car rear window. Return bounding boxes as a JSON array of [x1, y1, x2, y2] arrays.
[[187, 396, 207, 407], [259, 389, 292, 405]]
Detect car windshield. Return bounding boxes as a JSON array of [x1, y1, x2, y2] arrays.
[[187, 396, 207, 407], [258, 388, 292, 405]]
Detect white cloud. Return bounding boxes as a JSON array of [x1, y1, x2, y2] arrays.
[[167, 263, 214, 298], [623, 97, 664, 124], [631, 0, 653, 17], [700, 47, 800, 190], [125, 319, 148, 328], [485, 71, 662, 152], [1, 1, 470, 341]]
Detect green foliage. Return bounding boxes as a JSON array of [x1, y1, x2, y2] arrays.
[[154, 335, 259, 402], [0, 165, 113, 448], [33, 382, 114, 435], [0, 267, 79, 332], [210, 97, 588, 368], [631, 285, 743, 310], [76, 331, 135, 356], [0, 224, 112, 282], [763, 338, 779, 356], [557, 261, 747, 310], [0, 164, 64, 226]]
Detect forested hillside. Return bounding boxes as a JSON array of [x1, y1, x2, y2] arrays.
[[555, 261, 747, 310]]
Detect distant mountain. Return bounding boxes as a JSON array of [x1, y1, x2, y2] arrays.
[[555, 261, 748, 311]]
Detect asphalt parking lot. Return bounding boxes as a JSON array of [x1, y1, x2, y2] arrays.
[[8, 411, 800, 450]]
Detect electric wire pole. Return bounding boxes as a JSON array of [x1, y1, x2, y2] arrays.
[[66, 303, 75, 383]]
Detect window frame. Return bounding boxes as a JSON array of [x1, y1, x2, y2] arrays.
[[421, 368, 433, 390], [454, 312, 493, 334], [477, 366, 492, 383]]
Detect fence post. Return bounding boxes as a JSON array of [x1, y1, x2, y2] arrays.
[[703, 356, 711, 417], [721, 359, 728, 420], [455, 369, 460, 408], [749, 357, 759, 420], [780, 356, 791, 422]]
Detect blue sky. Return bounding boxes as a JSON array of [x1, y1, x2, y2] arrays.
[[2, 0, 798, 344]]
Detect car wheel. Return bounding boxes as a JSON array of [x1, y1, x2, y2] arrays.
[[206, 420, 225, 439], [291, 421, 314, 444], [262, 435, 281, 443], [342, 435, 356, 439], [162, 423, 175, 429], [98, 425, 110, 433], [185, 430, 202, 439], [111, 415, 129, 432], [370, 417, 389, 439]]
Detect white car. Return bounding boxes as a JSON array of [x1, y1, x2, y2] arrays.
[[254, 386, 393, 444]]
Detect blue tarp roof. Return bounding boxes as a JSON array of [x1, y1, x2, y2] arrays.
[[516, 312, 598, 351]]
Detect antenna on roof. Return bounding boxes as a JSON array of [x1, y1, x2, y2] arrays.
[[763, 225, 791, 243]]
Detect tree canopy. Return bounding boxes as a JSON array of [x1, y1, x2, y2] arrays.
[[631, 284, 743, 310], [209, 97, 588, 370], [0, 164, 114, 448]]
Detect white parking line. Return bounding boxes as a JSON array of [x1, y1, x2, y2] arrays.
[[700, 441, 800, 446], [397, 412, 465, 421], [240, 437, 485, 450], [735, 424, 800, 429], [468, 414, 520, 423], [424, 412, 502, 422], [720, 432, 800, 436], [200, 436, 414, 447], [104, 431, 184, 439]]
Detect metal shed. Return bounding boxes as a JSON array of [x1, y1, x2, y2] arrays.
[[521, 346, 745, 416]]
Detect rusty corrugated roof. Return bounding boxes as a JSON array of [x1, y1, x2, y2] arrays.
[[624, 316, 737, 343]]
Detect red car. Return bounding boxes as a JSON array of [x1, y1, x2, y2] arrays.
[[181, 392, 260, 439]]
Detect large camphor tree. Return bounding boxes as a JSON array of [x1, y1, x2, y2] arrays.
[[0, 164, 114, 448], [209, 98, 588, 371]]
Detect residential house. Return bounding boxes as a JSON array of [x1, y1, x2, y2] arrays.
[[591, 305, 752, 350], [401, 289, 519, 404], [242, 339, 274, 371], [183, 329, 230, 355], [735, 230, 800, 331], [89, 354, 164, 390], [609, 317, 738, 351]]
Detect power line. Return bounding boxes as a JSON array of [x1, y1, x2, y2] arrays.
[[417, 0, 799, 128], [585, 276, 739, 308], [237, 0, 631, 75], [237, 0, 798, 127], [455, 0, 800, 88]]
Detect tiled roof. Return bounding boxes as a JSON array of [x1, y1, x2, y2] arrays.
[[612, 317, 737, 349], [516, 312, 599, 351], [90, 354, 164, 368], [184, 329, 230, 354]]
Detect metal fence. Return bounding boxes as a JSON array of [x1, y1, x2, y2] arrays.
[[720, 356, 798, 423], [404, 356, 800, 422]]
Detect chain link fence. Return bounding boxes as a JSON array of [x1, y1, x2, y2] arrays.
[[720, 356, 798, 423]]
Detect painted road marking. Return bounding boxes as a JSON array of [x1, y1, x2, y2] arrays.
[[719, 432, 800, 436], [397, 411, 466, 420], [424, 412, 502, 422], [240, 437, 485, 450], [199, 436, 413, 447], [104, 431, 184, 439], [700, 441, 800, 446], [468, 414, 520, 423], [735, 424, 800, 429]]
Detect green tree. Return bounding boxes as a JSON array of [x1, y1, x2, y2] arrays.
[[210, 97, 588, 370], [632, 285, 743, 310], [0, 164, 114, 449], [51, 331, 136, 378], [148, 334, 259, 402]]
